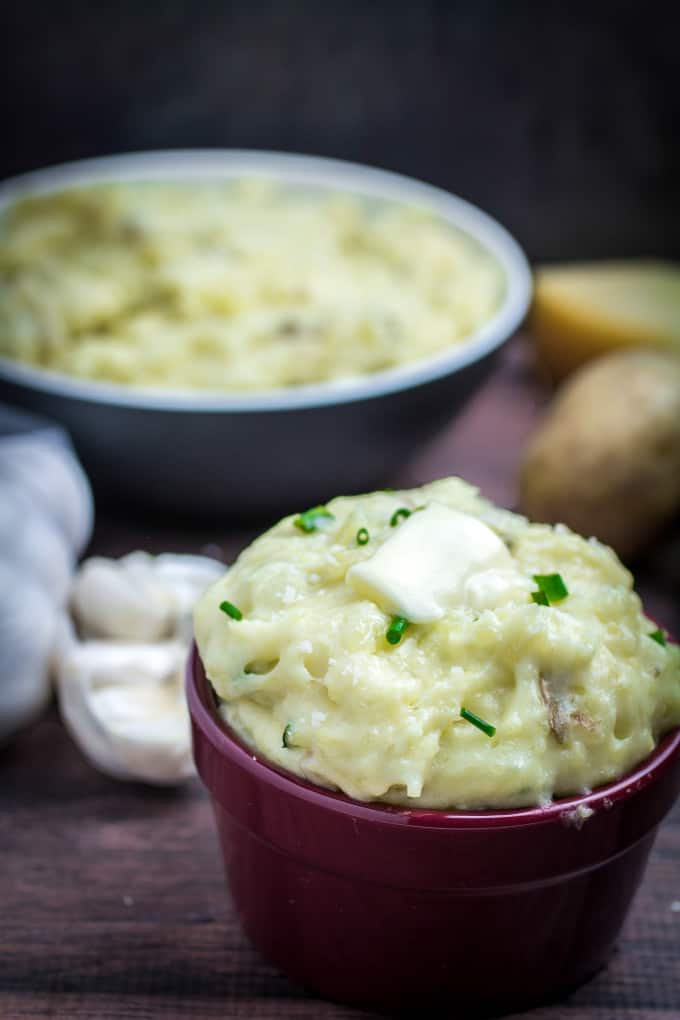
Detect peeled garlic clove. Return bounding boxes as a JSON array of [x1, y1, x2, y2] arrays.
[[0, 428, 93, 555], [0, 563, 57, 744], [0, 483, 74, 604], [56, 640, 193, 784], [71, 553, 176, 641]]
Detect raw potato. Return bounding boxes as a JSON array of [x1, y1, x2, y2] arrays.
[[530, 260, 680, 380], [519, 349, 680, 559]]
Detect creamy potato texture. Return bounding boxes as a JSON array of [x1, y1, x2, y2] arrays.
[[194, 478, 680, 809], [0, 181, 504, 391]]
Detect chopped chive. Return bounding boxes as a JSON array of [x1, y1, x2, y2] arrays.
[[460, 707, 496, 738], [390, 507, 412, 527], [531, 590, 550, 607], [532, 573, 569, 605], [648, 629, 667, 648], [356, 527, 370, 546], [219, 600, 243, 621], [294, 505, 335, 533], [282, 723, 294, 748], [386, 615, 409, 645]]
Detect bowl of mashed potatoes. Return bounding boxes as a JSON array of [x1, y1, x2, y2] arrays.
[[188, 476, 680, 1014], [0, 151, 530, 516]]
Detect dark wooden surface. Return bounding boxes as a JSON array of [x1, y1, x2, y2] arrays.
[[2, 340, 679, 1019]]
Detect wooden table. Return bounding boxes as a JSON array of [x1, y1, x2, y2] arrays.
[[2, 341, 679, 1019]]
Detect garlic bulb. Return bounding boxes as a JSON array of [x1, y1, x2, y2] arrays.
[[56, 641, 193, 784], [0, 406, 93, 744], [0, 483, 74, 604], [0, 562, 58, 745], [0, 428, 93, 555]]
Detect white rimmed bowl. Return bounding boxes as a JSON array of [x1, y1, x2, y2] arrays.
[[0, 150, 531, 518]]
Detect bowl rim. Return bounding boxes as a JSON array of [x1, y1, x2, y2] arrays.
[[187, 642, 680, 831], [0, 148, 532, 413]]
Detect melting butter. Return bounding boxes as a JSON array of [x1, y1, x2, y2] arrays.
[[347, 503, 522, 622]]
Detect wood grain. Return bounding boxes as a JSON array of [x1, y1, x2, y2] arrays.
[[2, 340, 679, 1018], [2, 708, 679, 1019]]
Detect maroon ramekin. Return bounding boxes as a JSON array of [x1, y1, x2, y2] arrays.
[[187, 643, 680, 1016]]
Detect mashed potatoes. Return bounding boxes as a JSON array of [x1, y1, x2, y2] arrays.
[[194, 477, 680, 809], [0, 181, 504, 391]]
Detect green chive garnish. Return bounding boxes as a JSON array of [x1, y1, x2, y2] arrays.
[[390, 507, 411, 527], [386, 616, 409, 645], [648, 629, 667, 648], [356, 527, 370, 546], [531, 573, 569, 605], [294, 505, 335, 533], [460, 707, 496, 738], [282, 723, 294, 748], [219, 600, 243, 621]]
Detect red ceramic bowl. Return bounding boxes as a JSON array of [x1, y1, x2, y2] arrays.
[[187, 644, 680, 1016]]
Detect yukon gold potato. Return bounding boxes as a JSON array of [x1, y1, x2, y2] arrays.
[[520, 349, 680, 559], [530, 260, 680, 379], [194, 476, 680, 810]]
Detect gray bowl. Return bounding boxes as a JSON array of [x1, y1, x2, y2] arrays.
[[0, 150, 532, 519]]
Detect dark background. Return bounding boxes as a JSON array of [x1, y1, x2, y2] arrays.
[[2, 0, 679, 262]]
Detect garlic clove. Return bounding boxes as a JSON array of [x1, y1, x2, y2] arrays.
[[71, 551, 224, 642], [56, 640, 193, 784], [152, 553, 225, 640], [59, 551, 224, 782], [71, 554, 176, 641]]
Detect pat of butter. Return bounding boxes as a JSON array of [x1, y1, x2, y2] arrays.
[[347, 503, 519, 622]]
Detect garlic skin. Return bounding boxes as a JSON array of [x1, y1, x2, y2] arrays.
[[0, 563, 58, 745], [56, 641, 193, 784], [0, 483, 74, 605]]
